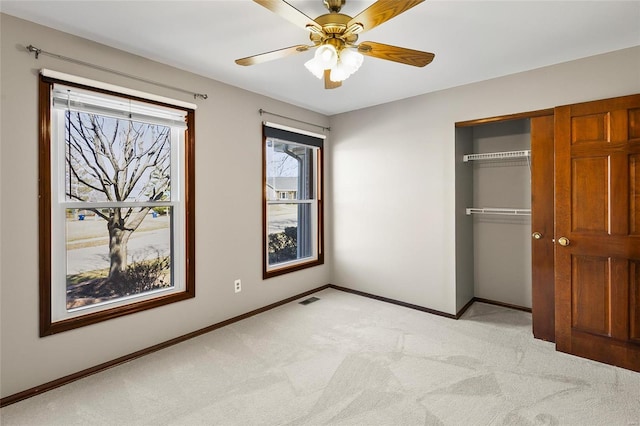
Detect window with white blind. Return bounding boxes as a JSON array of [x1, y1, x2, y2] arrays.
[[39, 73, 196, 335]]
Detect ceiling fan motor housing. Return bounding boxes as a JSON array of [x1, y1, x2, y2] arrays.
[[310, 13, 359, 45], [323, 0, 346, 13]]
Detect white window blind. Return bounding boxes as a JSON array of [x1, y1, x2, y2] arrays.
[[52, 84, 189, 129]]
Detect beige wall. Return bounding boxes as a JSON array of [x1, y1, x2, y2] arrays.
[[329, 46, 640, 315], [0, 14, 331, 398]]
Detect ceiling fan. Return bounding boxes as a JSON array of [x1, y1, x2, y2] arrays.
[[235, 0, 435, 89]]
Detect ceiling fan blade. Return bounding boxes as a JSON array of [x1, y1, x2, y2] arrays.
[[254, 0, 323, 33], [236, 45, 311, 66], [358, 41, 434, 67], [324, 70, 342, 89], [347, 0, 424, 34]]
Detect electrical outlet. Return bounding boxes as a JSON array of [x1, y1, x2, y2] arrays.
[[234, 279, 242, 293]]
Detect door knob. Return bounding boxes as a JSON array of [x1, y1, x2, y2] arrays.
[[557, 236, 570, 246], [532, 232, 542, 240]]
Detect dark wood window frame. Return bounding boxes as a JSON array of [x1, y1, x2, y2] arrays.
[[262, 124, 324, 279], [38, 74, 196, 336]]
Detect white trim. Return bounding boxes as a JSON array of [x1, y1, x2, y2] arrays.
[[41, 69, 197, 110], [465, 207, 531, 216], [264, 121, 327, 140]]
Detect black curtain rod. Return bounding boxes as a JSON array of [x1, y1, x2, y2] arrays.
[[259, 109, 330, 132], [26, 44, 208, 100]]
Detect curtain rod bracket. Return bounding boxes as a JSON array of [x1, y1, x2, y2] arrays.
[[27, 44, 41, 59]]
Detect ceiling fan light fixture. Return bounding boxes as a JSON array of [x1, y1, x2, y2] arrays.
[[330, 61, 349, 82], [340, 48, 364, 73], [304, 57, 325, 79], [305, 43, 339, 80], [328, 48, 364, 82], [314, 44, 338, 69]]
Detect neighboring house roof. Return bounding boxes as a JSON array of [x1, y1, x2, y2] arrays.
[[266, 177, 298, 192]]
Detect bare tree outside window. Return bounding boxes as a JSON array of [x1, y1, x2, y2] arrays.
[[65, 111, 173, 308]]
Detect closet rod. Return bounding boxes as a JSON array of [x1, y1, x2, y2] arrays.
[[259, 109, 330, 132], [25, 44, 208, 100]]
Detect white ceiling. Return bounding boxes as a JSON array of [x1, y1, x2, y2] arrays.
[[2, 1, 639, 115]]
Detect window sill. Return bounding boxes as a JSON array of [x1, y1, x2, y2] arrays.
[[263, 256, 324, 279]]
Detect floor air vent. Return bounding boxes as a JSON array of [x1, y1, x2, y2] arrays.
[[299, 297, 320, 305]]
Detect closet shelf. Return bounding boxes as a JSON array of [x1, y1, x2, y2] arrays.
[[463, 150, 530, 162], [466, 207, 531, 216]]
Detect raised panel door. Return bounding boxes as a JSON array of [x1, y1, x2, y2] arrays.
[[555, 94, 640, 372]]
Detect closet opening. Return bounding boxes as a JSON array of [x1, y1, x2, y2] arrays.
[[456, 118, 532, 307], [455, 110, 555, 341]]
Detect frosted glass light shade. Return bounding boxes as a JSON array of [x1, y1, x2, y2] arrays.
[[305, 45, 364, 83], [330, 62, 349, 82], [304, 58, 324, 79], [340, 48, 364, 73], [329, 48, 364, 82], [315, 44, 338, 69], [305, 44, 339, 80]]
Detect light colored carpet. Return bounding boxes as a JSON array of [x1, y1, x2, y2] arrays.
[[1, 288, 639, 425]]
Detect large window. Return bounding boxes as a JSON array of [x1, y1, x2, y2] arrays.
[[39, 72, 195, 335], [263, 123, 324, 278]]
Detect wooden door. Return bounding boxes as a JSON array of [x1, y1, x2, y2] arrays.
[[555, 94, 640, 371], [531, 115, 555, 342]]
